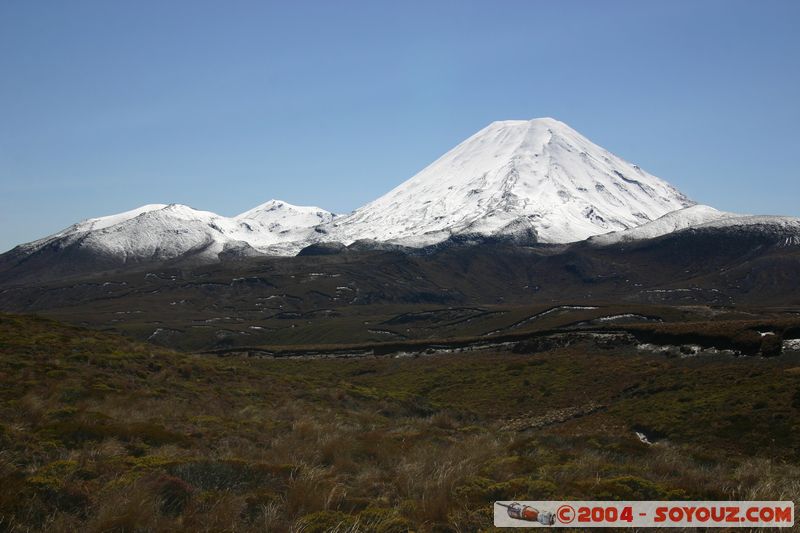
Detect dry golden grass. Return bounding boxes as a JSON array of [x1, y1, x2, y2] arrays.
[[1, 313, 799, 531]]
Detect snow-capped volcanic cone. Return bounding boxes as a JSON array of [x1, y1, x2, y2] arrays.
[[324, 118, 694, 246]]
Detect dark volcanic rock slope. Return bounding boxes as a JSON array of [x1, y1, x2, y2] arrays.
[[1, 225, 799, 350]]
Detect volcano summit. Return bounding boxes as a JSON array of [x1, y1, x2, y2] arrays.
[[324, 118, 693, 247]]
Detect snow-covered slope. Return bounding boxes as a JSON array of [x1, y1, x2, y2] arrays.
[[9, 202, 337, 267], [588, 205, 736, 246], [589, 206, 800, 247], [64, 204, 170, 233], [690, 215, 800, 246], [237, 199, 336, 230], [236, 200, 338, 253], [692, 215, 800, 232], [322, 118, 694, 246]]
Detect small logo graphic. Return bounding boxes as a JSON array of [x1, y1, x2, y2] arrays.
[[496, 502, 555, 525], [494, 501, 794, 528], [556, 504, 575, 524]]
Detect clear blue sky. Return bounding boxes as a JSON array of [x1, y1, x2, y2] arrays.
[[1, 0, 798, 252]]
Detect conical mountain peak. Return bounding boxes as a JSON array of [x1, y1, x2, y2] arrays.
[[325, 119, 693, 246]]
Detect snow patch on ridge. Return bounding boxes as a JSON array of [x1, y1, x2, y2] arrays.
[[589, 206, 800, 246], [588, 205, 736, 245]]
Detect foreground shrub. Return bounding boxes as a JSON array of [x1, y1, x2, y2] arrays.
[[152, 474, 193, 515]]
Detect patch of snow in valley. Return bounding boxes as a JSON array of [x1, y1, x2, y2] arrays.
[[783, 339, 800, 351]]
